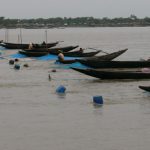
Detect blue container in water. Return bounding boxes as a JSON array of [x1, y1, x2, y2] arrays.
[[56, 85, 66, 93], [14, 64, 20, 70], [93, 96, 103, 105]]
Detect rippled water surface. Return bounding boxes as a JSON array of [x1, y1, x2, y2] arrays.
[[0, 27, 150, 150]]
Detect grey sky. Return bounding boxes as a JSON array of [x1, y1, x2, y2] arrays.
[[0, 0, 149, 19]]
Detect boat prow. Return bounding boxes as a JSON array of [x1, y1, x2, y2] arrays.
[[139, 86, 150, 92]]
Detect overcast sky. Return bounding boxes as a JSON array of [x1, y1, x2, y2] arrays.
[[0, 0, 149, 19]]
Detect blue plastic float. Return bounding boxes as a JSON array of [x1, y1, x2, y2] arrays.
[[56, 85, 66, 94], [93, 96, 103, 105], [14, 64, 20, 70]]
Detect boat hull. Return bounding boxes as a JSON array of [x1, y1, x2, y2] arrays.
[[22, 45, 79, 53], [78, 60, 150, 68], [71, 68, 150, 79], [49, 50, 100, 57], [19, 50, 48, 57], [0, 42, 58, 49], [48, 45, 79, 53]]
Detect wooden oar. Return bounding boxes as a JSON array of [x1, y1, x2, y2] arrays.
[[88, 47, 109, 54]]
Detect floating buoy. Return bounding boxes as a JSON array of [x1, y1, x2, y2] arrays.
[[93, 96, 103, 105], [14, 64, 20, 70], [23, 63, 29, 67], [14, 58, 19, 62], [9, 59, 14, 65], [51, 69, 56, 72], [56, 85, 66, 94]]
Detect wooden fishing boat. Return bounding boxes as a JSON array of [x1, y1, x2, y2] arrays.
[[139, 86, 150, 92], [22, 45, 79, 53], [78, 60, 150, 68], [0, 42, 28, 49], [50, 50, 100, 57], [18, 50, 48, 57], [71, 67, 150, 79], [84, 49, 128, 61], [22, 48, 48, 52], [57, 49, 128, 64], [48, 45, 79, 53], [0, 41, 59, 49], [19, 48, 99, 58]]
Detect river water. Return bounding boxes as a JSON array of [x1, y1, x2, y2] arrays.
[[0, 27, 150, 150]]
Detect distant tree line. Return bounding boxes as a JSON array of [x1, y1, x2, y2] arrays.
[[0, 15, 150, 28]]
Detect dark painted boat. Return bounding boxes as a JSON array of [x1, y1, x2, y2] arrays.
[[19, 48, 99, 58], [71, 67, 150, 79], [22, 48, 48, 52], [50, 50, 100, 57], [83, 49, 127, 60], [22, 45, 79, 53], [139, 86, 150, 92], [0, 41, 59, 49], [48, 45, 79, 53], [18, 50, 48, 57], [0, 42, 28, 49], [78, 60, 150, 68], [64, 50, 100, 57], [58, 49, 128, 64]]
